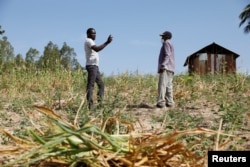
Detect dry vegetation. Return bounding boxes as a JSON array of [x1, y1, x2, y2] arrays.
[[0, 69, 250, 167]]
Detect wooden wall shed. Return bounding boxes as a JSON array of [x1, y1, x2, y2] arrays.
[[183, 42, 240, 75]]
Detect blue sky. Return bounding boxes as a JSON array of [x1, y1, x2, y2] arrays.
[[1, 0, 250, 75]]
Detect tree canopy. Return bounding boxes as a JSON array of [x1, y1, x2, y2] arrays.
[[0, 25, 82, 72], [0, 26, 5, 35], [239, 4, 250, 33]]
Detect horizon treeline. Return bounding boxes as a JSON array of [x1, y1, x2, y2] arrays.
[[0, 26, 82, 73]]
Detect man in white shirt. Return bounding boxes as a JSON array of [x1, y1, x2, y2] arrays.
[[84, 28, 113, 109]]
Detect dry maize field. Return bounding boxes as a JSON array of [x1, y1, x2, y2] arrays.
[[0, 69, 249, 167]]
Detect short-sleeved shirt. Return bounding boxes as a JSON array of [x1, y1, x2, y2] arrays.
[[84, 38, 99, 66]]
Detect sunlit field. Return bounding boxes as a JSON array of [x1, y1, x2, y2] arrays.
[[0, 68, 249, 167]]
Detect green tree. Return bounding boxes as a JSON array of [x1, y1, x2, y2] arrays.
[[60, 42, 81, 70], [0, 36, 15, 71], [60, 42, 76, 69], [37, 41, 82, 71], [15, 53, 25, 69], [25, 48, 39, 68], [0, 25, 5, 35], [71, 57, 82, 71], [37, 41, 61, 70], [239, 4, 250, 33]]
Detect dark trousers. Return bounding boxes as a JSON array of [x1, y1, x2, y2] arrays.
[[86, 65, 104, 108]]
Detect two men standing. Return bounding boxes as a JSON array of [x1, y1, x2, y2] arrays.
[[84, 28, 174, 109]]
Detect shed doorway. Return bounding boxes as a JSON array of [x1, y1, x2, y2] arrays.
[[198, 53, 207, 74]]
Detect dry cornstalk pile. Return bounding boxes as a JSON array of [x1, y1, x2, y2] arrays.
[[0, 105, 232, 167]]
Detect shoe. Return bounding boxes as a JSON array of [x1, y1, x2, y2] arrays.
[[88, 104, 94, 110], [166, 103, 175, 108], [156, 103, 165, 108]]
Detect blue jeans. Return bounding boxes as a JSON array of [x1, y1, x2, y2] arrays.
[[157, 70, 174, 107], [86, 65, 104, 108]]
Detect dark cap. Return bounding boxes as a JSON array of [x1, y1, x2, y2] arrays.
[[160, 31, 172, 39]]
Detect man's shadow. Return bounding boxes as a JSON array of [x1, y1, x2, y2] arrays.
[[127, 102, 155, 109]]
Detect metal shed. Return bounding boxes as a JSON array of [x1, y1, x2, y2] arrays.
[[183, 42, 240, 74]]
